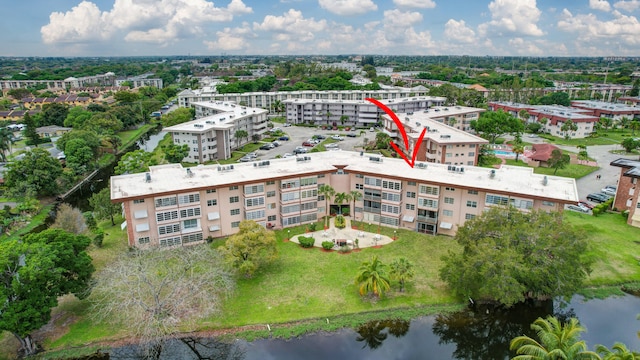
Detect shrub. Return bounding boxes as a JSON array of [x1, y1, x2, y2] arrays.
[[307, 222, 317, 232], [298, 236, 315, 248], [622, 210, 630, 219], [335, 215, 346, 229], [338, 245, 351, 253], [321, 241, 334, 250], [93, 229, 104, 248]]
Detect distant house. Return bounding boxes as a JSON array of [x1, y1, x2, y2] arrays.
[[36, 125, 72, 139], [528, 143, 561, 167]]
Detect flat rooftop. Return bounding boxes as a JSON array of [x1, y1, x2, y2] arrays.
[[571, 100, 639, 112], [283, 96, 445, 106], [164, 101, 268, 132], [111, 151, 578, 203], [386, 108, 489, 144]]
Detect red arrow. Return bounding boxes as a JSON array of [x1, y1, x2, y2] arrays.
[[365, 98, 426, 168]]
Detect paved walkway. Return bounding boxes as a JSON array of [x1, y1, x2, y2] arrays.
[[289, 217, 393, 249]]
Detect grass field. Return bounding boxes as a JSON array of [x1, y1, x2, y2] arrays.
[[504, 158, 598, 179], [3, 209, 640, 358]]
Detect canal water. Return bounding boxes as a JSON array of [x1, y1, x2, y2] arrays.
[[108, 294, 640, 360]]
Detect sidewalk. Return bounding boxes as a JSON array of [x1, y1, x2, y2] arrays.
[[289, 217, 393, 249]]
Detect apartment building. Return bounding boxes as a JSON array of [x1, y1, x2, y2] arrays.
[[0, 72, 116, 91], [610, 158, 640, 228], [489, 102, 599, 139], [381, 107, 488, 166], [163, 101, 269, 163], [111, 151, 578, 249], [177, 88, 431, 111], [570, 100, 640, 121], [284, 96, 447, 127]]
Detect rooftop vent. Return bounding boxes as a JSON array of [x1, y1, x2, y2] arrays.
[[542, 176, 548, 186], [440, 134, 451, 139], [416, 162, 428, 169], [296, 156, 311, 162], [490, 169, 496, 178], [217, 165, 234, 172], [186, 168, 194, 177], [369, 156, 383, 163], [145, 172, 151, 183], [254, 160, 271, 167]]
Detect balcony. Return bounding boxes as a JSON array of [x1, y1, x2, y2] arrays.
[[417, 215, 438, 224], [425, 151, 438, 160]]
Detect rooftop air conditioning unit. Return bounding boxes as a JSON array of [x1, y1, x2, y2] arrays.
[[145, 172, 151, 183]]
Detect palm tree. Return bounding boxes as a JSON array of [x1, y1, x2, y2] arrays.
[[0, 127, 14, 161], [519, 109, 530, 121], [350, 190, 363, 218], [234, 129, 248, 149], [334, 192, 350, 215], [510, 316, 600, 360], [318, 184, 335, 229], [354, 255, 391, 298], [631, 121, 640, 136], [596, 342, 640, 360], [389, 257, 415, 292], [512, 143, 525, 162]]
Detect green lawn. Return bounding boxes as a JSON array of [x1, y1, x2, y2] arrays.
[[5, 210, 640, 357], [504, 159, 598, 179], [538, 129, 638, 147], [117, 123, 156, 151]]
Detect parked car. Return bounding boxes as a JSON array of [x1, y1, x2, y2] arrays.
[[313, 134, 326, 140], [278, 136, 289, 141], [302, 141, 315, 147], [586, 192, 611, 203], [325, 143, 339, 148], [601, 185, 617, 196], [293, 147, 308, 154], [260, 143, 275, 150], [578, 201, 594, 209], [567, 203, 590, 213], [271, 141, 280, 147], [330, 135, 344, 141], [283, 153, 294, 158], [238, 156, 252, 162], [346, 133, 357, 138], [283, 123, 292, 127]]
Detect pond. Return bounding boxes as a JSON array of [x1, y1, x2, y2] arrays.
[[109, 294, 640, 360]]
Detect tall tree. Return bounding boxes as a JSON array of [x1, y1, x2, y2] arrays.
[[439, 207, 592, 306], [548, 149, 570, 175], [89, 187, 121, 226], [621, 138, 639, 153], [318, 184, 335, 229], [510, 316, 600, 360], [51, 203, 88, 235], [161, 107, 194, 127], [0, 229, 94, 356], [512, 142, 525, 162], [40, 103, 69, 127], [65, 138, 94, 174], [5, 148, 63, 197], [596, 342, 640, 360], [561, 119, 579, 140], [234, 129, 248, 149], [91, 246, 234, 357], [349, 190, 363, 219], [355, 255, 391, 298], [22, 112, 40, 146], [0, 127, 13, 161], [470, 110, 524, 144], [219, 220, 278, 278], [161, 143, 190, 163], [114, 149, 157, 175], [389, 257, 415, 292], [334, 192, 350, 215]]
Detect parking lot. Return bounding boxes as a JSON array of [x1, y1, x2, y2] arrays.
[[247, 124, 373, 159]]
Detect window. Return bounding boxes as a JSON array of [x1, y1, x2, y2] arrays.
[[542, 201, 555, 206], [231, 221, 240, 228], [470, 144, 476, 148], [133, 199, 145, 204], [444, 197, 454, 204], [465, 213, 476, 220], [382, 192, 401, 202], [158, 223, 180, 235], [466, 201, 477, 208], [468, 152, 475, 156], [406, 191, 416, 198], [245, 197, 265, 207], [183, 219, 198, 229], [281, 192, 300, 202], [419, 185, 439, 196], [246, 210, 265, 220], [207, 199, 217, 206], [447, 145, 453, 149], [382, 180, 401, 191], [281, 180, 300, 189], [300, 177, 318, 186], [244, 184, 264, 195], [486, 194, 509, 206], [182, 233, 203, 244], [356, 184, 364, 190], [445, 187, 455, 191], [230, 196, 239, 203], [364, 177, 381, 187], [355, 174, 364, 178], [138, 237, 150, 245], [206, 189, 216, 194], [156, 210, 178, 222], [267, 190, 276, 198], [301, 189, 317, 199], [230, 209, 240, 216], [443, 210, 453, 217], [407, 181, 416, 186], [317, 174, 325, 178], [468, 190, 478, 195], [268, 215, 277, 221], [381, 204, 400, 214], [282, 204, 300, 214], [180, 207, 201, 218], [159, 236, 181, 247], [301, 201, 317, 211], [155, 196, 177, 208], [418, 198, 438, 208], [178, 193, 200, 204], [406, 203, 415, 210], [510, 198, 533, 210], [266, 180, 275, 185]]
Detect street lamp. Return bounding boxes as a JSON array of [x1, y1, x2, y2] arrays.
[[369, 222, 371, 232], [287, 230, 290, 241], [393, 230, 397, 241]]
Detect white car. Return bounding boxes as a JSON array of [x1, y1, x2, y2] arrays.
[[283, 153, 294, 158], [330, 135, 344, 141], [567, 204, 590, 213], [601, 185, 617, 196]]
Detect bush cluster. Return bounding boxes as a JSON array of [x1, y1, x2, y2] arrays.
[[298, 236, 315, 248], [321, 241, 334, 250], [592, 198, 614, 217], [335, 215, 346, 229]]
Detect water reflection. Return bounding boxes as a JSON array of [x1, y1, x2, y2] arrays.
[[110, 337, 247, 360], [355, 319, 410, 349]]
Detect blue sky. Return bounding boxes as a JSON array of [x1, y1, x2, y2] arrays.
[[1, 0, 639, 57]]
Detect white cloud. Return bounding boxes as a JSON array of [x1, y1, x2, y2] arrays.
[[393, 0, 436, 9], [318, 0, 377, 16], [42, 0, 253, 45], [614, 0, 640, 12], [444, 19, 476, 43], [204, 23, 253, 51], [590, 0, 612, 11], [558, 8, 640, 46], [253, 9, 327, 42], [478, 0, 544, 37], [41, 1, 109, 44], [507, 37, 543, 55]]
